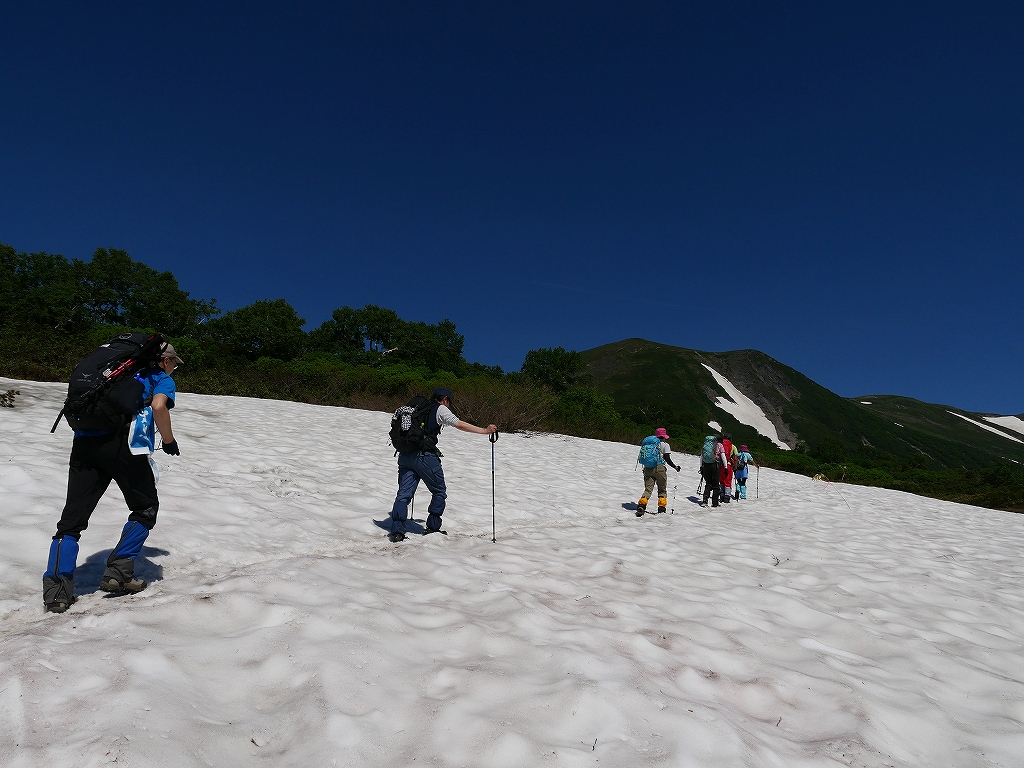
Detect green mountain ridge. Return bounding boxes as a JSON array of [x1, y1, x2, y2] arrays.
[[582, 338, 1024, 472]]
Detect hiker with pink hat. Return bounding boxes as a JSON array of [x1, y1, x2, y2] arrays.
[[733, 444, 759, 500], [634, 427, 681, 516]]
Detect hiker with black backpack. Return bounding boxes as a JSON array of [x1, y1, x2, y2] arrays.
[[43, 336, 183, 613], [386, 387, 497, 543], [699, 434, 728, 508], [635, 427, 680, 516]]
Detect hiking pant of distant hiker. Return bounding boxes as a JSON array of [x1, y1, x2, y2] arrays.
[[735, 469, 749, 499], [641, 464, 667, 503], [390, 451, 447, 534], [701, 462, 721, 506], [54, 433, 160, 541], [720, 465, 733, 502]]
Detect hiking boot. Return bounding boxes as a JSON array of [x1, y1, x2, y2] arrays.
[[388, 531, 406, 543], [635, 507, 645, 517], [733, 491, 739, 501], [43, 576, 75, 613], [699, 502, 709, 508], [99, 558, 148, 594]]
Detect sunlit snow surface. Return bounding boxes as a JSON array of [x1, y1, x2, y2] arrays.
[[984, 415, 1024, 438], [700, 365, 790, 450], [2, 377, 1024, 768]]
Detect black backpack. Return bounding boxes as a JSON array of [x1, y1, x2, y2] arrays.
[[51, 333, 167, 434], [389, 395, 439, 454]]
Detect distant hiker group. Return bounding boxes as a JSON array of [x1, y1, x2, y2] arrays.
[[698, 433, 759, 507], [42, 331, 760, 616], [634, 428, 759, 514]]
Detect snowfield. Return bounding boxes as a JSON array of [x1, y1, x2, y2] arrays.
[[2, 377, 1024, 768], [701, 365, 790, 450], [984, 415, 1024, 438]]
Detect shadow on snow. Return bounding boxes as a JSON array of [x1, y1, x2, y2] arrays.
[[74, 546, 168, 597]]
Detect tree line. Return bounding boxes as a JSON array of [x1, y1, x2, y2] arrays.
[[0, 242, 627, 436], [2, 242, 1020, 513]]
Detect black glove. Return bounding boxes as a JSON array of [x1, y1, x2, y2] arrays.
[[161, 440, 180, 455], [674, 465, 680, 472]]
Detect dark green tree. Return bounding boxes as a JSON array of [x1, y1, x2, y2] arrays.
[[359, 305, 403, 353], [308, 304, 466, 372], [307, 306, 364, 355], [205, 299, 306, 361], [811, 438, 848, 464], [0, 243, 217, 336], [0, 244, 85, 332], [81, 248, 219, 335], [391, 317, 464, 372], [521, 347, 588, 393]]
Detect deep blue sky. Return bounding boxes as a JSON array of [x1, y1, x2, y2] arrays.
[[2, 3, 1022, 413]]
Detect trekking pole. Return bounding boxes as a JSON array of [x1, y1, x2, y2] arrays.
[[670, 483, 677, 514], [756, 466, 759, 499], [490, 431, 499, 543]]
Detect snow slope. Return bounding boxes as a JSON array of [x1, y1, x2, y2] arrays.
[[701, 365, 790, 450], [984, 415, 1024, 438], [946, 410, 1024, 444], [2, 377, 1023, 768]]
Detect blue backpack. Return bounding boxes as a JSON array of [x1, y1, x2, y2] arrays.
[[638, 436, 662, 468], [701, 435, 717, 463]]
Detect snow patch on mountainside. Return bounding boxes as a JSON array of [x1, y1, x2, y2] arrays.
[[701, 364, 790, 449], [984, 415, 1024, 437], [947, 411, 1024, 444]]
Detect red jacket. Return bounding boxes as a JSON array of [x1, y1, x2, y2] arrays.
[[721, 439, 734, 484]]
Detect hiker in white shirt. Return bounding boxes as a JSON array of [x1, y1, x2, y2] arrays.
[[387, 387, 496, 542]]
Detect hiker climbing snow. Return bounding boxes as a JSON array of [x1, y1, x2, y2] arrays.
[[635, 427, 680, 516], [720, 433, 736, 503], [733, 444, 759, 500], [386, 387, 497, 542], [699, 434, 729, 508], [43, 336, 183, 613]]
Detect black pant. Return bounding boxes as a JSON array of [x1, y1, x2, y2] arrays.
[[54, 433, 159, 540], [700, 462, 721, 506]]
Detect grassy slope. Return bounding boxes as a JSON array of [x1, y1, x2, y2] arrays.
[[583, 339, 1024, 471], [849, 396, 1024, 468]]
